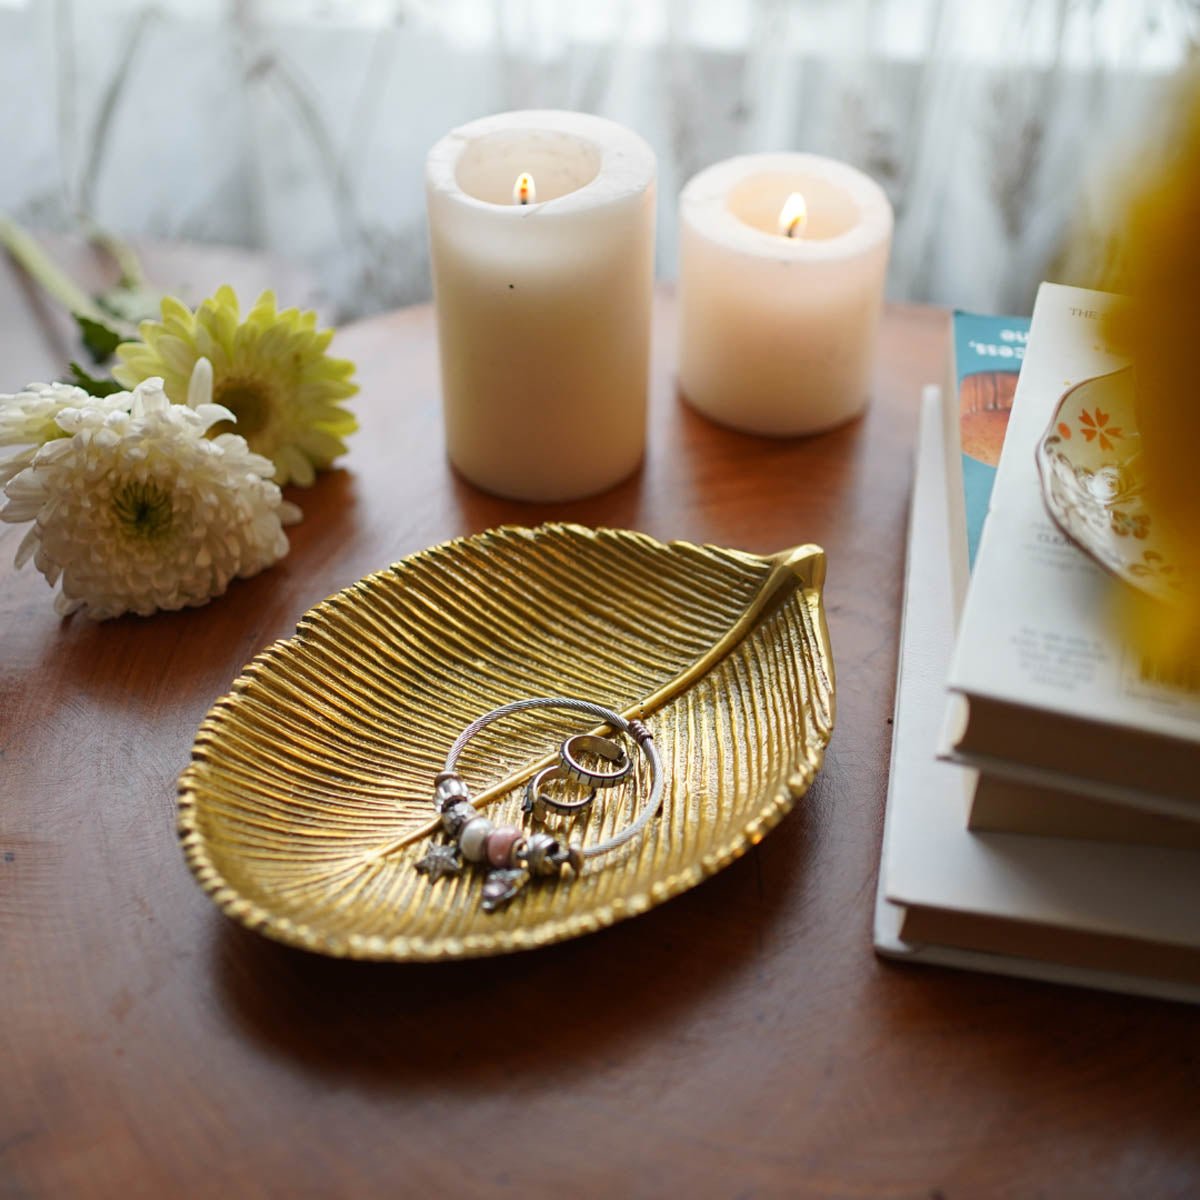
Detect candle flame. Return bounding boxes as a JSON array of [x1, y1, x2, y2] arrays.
[[514, 172, 536, 206], [779, 192, 807, 238]]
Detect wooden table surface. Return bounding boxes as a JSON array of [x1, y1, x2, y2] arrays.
[[2, 242, 1198, 1200]]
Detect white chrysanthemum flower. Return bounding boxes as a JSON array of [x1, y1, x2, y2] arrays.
[[0, 381, 132, 488], [1, 376, 301, 619]]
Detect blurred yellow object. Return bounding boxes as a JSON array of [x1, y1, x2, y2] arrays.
[[1104, 72, 1200, 666]]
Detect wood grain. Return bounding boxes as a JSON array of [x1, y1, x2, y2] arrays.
[[1, 246, 1198, 1199]]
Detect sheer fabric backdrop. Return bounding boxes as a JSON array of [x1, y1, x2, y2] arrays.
[[0, 0, 1192, 320]]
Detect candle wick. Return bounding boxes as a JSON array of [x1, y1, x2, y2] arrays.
[[514, 173, 536, 206], [778, 192, 807, 239]]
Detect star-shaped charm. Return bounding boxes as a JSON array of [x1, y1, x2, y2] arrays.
[[414, 842, 462, 883]]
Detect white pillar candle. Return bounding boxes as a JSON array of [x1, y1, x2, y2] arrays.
[[678, 153, 893, 437], [426, 110, 656, 501]]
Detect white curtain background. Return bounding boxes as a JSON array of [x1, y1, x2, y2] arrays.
[[0, 0, 1194, 322]]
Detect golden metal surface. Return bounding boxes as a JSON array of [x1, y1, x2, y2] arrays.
[[177, 524, 836, 960]]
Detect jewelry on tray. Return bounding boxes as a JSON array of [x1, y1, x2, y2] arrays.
[[559, 733, 632, 787], [413, 696, 663, 912], [523, 764, 598, 820]]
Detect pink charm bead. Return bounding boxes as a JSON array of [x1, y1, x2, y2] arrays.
[[486, 826, 522, 868]]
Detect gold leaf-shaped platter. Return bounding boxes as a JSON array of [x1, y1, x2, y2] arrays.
[[178, 524, 835, 960]]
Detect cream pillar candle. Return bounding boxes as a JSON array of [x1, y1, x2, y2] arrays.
[[678, 153, 893, 437], [426, 110, 656, 501]]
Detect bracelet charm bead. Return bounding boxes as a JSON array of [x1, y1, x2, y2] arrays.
[[414, 696, 664, 912]]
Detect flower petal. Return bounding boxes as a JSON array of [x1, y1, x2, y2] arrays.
[[105, 284, 358, 495], [187, 357, 214, 409], [14, 523, 40, 568]]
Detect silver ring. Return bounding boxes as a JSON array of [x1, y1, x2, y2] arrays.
[[442, 695, 665, 862], [559, 734, 632, 788], [523, 764, 597, 821]]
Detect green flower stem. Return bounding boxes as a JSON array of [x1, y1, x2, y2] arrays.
[[0, 213, 109, 322], [82, 217, 147, 287]]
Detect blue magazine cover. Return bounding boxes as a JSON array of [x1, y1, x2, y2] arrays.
[[952, 311, 1030, 566]]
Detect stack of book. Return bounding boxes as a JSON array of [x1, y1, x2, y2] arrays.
[[875, 283, 1200, 1003]]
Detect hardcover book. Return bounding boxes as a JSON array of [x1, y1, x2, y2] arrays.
[[967, 772, 1200, 848], [875, 385, 1200, 1003], [944, 307, 1199, 845], [944, 283, 1200, 816]]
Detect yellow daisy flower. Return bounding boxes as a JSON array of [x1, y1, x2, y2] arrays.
[[112, 286, 358, 486]]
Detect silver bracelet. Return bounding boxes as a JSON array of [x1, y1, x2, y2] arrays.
[[414, 696, 664, 912]]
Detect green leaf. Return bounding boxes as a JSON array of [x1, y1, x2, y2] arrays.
[[75, 314, 124, 363], [66, 361, 123, 397], [96, 283, 165, 327]]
